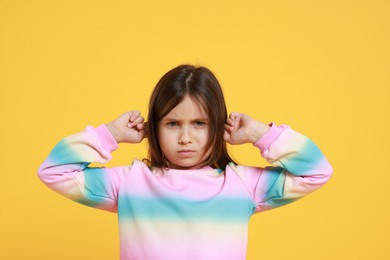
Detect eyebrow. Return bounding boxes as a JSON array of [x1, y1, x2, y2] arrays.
[[161, 117, 209, 122]]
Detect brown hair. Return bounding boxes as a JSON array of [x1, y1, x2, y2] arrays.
[[144, 64, 235, 169]]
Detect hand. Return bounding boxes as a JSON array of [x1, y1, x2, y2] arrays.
[[106, 110, 146, 143], [224, 112, 270, 145]]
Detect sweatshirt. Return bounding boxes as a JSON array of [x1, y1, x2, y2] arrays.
[[38, 123, 333, 260]]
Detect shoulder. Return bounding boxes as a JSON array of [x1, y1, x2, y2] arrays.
[[225, 162, 264, 192], [129, 159, 153, 173], [221, 163, 266, 203], [107, 159, 152, 177], [226, 162, 264, 177]]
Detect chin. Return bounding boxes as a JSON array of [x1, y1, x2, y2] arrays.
[[171, 161, 201, 170]]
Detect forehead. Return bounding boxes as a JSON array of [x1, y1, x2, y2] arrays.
[[163, 95, 208, 119]]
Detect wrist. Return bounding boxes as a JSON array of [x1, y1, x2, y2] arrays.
[[105, 123, 121, 143], [247, 121, 270, 143]]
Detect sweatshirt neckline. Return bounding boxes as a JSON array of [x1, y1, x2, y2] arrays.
[[153, 165, 224, 176]]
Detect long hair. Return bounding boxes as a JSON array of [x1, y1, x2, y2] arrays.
[[145, 64, 235, 169]]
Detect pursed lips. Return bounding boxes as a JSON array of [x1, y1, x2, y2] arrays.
[[177, 149, 195, 157]]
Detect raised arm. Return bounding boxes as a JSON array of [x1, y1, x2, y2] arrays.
[[37, 111, 146, 212], [224, 112, 333, 212]]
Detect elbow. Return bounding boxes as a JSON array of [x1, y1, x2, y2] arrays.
[[323, 162, 334, 183], [313, 159, 334, 185], [37, 166, 49, 185], [305, 163, 334, 189], [37, 163, 55, 185]]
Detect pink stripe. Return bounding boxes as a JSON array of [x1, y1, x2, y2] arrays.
[[254, 123, 287, 152], [93, 124, 118, 152]]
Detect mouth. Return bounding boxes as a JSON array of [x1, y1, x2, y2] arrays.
[[177, 150, 195, 157]]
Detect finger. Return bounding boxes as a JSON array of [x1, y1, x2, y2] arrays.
[[136, 122, 146, 130], [128, 110, 141, 122], [228, 113, 240, 126], [132, 116, 145, 126], [229, 112, 239, 120], [137, 129, 146, 140], [138, 128, 149, 142], [225, 117, 233, 126], [226, 117, 239, 131], [127, 111, 142, 127], [224, 123, 233, 133], [223, 130, 231, 143]]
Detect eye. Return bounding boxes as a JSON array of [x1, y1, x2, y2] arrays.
[[194, 121, 206, 127], [167, 121, 178, 127]]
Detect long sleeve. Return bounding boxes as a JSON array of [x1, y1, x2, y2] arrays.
[[37, 124, 126, 212], [232, 123, 333, 213]]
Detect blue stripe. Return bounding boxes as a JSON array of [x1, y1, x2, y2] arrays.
[[261, 166, 298, 208], [118, 195, 254, 223], [279, 139, 324, 175], [262, 166, 286, 199], [48, 139, 88, 166], [73, 167, 111, 207]]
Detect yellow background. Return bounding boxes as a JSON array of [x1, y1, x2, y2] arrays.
[[1, 0, 389, 259]]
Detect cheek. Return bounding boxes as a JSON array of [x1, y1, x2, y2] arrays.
[[197, 129, 210, 146], [201, 142, 214, 162], [158, 128, 176, 151], [157, 127, 165, 151]]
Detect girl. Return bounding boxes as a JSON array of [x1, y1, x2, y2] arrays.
[[38, 65, 333, 260]]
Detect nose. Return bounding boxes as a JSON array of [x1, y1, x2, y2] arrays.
[[178, 126, 192, 144]]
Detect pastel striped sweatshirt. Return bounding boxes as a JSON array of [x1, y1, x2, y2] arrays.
[[38, 123, 333, 260]]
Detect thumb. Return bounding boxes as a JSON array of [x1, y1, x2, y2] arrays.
[[223, 129, 232, 144]]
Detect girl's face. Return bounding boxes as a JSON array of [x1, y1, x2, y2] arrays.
[[158, 95, 211, 169]]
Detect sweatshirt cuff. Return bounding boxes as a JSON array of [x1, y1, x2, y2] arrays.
[[95, 124, 119, 152], [253, 123, 286, 152]]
